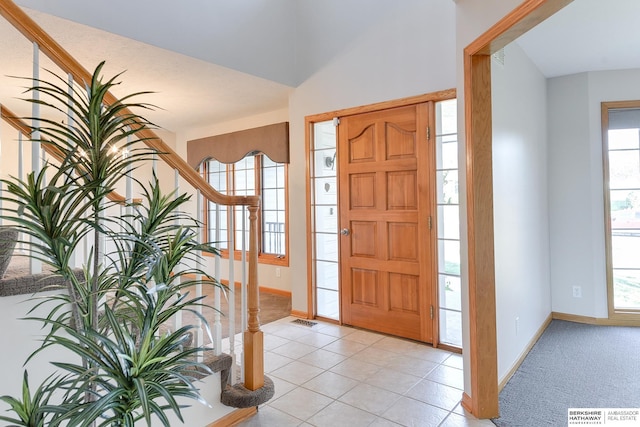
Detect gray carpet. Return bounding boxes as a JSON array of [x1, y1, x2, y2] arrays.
[[493, 320, 640, 426]]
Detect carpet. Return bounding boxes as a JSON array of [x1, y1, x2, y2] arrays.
[[493, 320, 640, 426]]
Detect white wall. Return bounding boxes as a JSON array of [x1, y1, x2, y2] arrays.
[[0, 293, 69, 406], [491, 42, 551, 382], [548, 68, 640, 318], [454, 0, 524, 396], [288, 0, 457, 312]]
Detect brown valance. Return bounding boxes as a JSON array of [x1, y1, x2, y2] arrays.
[[187, 122, 289, 167]]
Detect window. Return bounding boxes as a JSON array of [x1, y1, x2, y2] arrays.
[[205, 153, 288, 264], [603, 102, 640, 315], [310, 120, 339, 320], [435, 99, 462, 348]]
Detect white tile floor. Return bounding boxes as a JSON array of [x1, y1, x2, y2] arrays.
[[236, 317, 494, 427]]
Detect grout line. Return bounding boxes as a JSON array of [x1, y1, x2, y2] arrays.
[[247, 316, 477, 426]]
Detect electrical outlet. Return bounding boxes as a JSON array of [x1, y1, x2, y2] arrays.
[[275, 267, 281, 278], [572, 285, 582, 298], [515, 317, 519, 335]]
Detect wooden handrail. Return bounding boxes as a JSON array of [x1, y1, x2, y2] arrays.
[[0, 104, 129, 204], [0, 105, 30, 135], [0, 1, 259, 209]]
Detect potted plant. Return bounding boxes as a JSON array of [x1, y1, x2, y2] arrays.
[[0, 62, 221, 427]]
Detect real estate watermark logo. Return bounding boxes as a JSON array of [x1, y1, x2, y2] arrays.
[[568, 409, 640, 426]]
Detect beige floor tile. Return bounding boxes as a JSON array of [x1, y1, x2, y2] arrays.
[[271, 360, 325, 385], [262, 321, 288, 333], [302, 370, 360, 399], [269, 387, 333, 421], [264, 351, 294, 373], [404, 346, 452, 364], [236, 405, 303, 427], [268, 375, 297, 401], [297, 348, 348, 370], [308, 401, 377, 427], [372, 336, 424, 354], [271, 340, 318, 359], [295, 331, 339, 348], [440, 412, 497, 426], [405, 378, 462, 411], [369, 417, 404, 426], [263, 334, 291, 351], [384, 354, 439, 377], [426, 365, 464, 389], [322, 338, 368, 357], [452, 402, 470, 416], [382, 396, 450, 427], [350, 346, 398, 366], [315, 323, 356, 338], [443, 353, 464, 369], [330, 357, 381, 382], [267, 324, 313, 340], [338, 383, 401, 416], [364, 367, 422, 394], [341, 329, 385, 345]]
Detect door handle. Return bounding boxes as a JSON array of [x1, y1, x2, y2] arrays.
[[340, 228, 350, 236]]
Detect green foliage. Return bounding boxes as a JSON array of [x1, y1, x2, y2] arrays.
[[0, 62, 220, 426], [0, 372, 58, 427]]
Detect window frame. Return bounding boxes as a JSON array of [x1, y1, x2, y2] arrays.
[[602, 100, 640, 320], [202, 153, 289, 267]]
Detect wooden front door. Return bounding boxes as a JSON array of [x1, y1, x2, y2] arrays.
[[338, 103, 435, 343]]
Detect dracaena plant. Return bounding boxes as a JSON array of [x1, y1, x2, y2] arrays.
[[0, 62, 222, 426]]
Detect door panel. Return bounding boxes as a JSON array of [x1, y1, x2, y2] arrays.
[[339, 103, 434, 343]]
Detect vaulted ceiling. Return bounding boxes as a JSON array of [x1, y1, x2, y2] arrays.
[[2, 0, 639, 134], [517, 0, 640, 78]]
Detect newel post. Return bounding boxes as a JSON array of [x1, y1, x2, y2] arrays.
[[244, 204, 264, 390]]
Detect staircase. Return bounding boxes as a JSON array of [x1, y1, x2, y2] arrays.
[[0, 1, 271, 425]]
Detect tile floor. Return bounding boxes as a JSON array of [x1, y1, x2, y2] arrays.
[[233, 316, 494, 427]]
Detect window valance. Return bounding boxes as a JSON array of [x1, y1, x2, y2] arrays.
[[187, 122, 289, 167]]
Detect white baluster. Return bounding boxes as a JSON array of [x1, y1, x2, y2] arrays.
[[214, 203, 222, 356], [228, 205, 236, 384], [174, 169, 182, 333], [240, 206, 247, 383], [195, 187, 204, 362], [18, 132, 23, 182], [16, 132, 23, 251], [30, 42, 41, 275]]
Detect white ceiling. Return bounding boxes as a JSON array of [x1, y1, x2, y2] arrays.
[[517, 0, 640, 78]]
